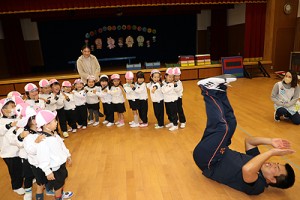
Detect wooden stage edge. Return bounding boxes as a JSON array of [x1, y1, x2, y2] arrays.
[[0, 61, 271, 96]]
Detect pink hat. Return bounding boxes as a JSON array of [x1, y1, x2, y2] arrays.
[[49, 79, 59, 85], [74, 79, 84, 85], [16, 103, 37, 128], [7, 91, 22, 98], [62, 81, 72, 87], [166, 68, 174, 75], [173, 67, 181, 75], [12, 96, 24, 105], [39, 79, 50, 88], [125, 71, 134, 79], [0, 97, 17, 117], [87, 75, 96, 81], [150, 69, 160, 75], [24, 83, 38, 92], [111, 74, 120, 80], [100, 75, 109, 80], [36, 110, 57, 128]]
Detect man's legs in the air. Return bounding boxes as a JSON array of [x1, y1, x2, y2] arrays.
[[193, 75, 237, 171]]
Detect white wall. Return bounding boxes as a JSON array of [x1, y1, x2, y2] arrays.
[[197, 10, 211, 30], [20, 18, 39, 40], [227, 3, 246, 26], [0, 21, 4, 39]]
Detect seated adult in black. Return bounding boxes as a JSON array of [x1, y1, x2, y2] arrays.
[[193, 75, 295, 195]]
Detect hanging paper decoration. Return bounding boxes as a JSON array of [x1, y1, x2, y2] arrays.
[[146, 40, 151, 48], [137, 36, 144, 47], [107, 37, 115, 49], [122, 25, 126, 30], [118, 37, 124, 48], [117, 25, 122, 30], [152, 36, 156, 43], [126, 36, 134, 48], [95, 38, 102, 49]]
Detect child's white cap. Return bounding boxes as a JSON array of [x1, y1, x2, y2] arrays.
[[87, 75, 96, 81], [0, 97, 23, 117], [16, 103, 38, 128], [49, 79, 59, 85], [125, 71, 134, 79], [39, 79, 50, 88], [7, 91, 22, 98], [166, 68, 174, 75], [100, 75, 109, 80], [111, 74, 120, 80], [173, 67, 181, 75], [62, 81, 72, 87], [150, 69, 160, 75], [24, 83, 38, 92], [74, 79, 84, 85], [36, 110, 57, 128]]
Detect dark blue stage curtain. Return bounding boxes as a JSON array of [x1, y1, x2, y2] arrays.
[[0, 0, 267, 14]]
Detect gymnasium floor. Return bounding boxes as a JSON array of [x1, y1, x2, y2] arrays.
[[0, 75, 299, 200]]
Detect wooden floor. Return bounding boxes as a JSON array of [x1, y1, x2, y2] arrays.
[[1, 75, 300, 200]]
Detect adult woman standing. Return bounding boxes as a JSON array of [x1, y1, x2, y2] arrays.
[[77, 46, 101, 84], [271, 70, 300, 125]]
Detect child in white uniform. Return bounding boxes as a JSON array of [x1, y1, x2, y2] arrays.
[[85, 75, 101, 126], [73, 79, 88, 129], [62, 81, 77, 133], [25, 83, 45, 109], [39, 79, 57, 112], [99, 75, 114, 127], [173, 67, 186, 128], [134, 71, 148, 127]]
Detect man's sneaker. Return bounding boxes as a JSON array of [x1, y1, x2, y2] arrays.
[[82, 126, 87, 129], [102, 120, 108, 124], [72, 129, 77, 133], [155, 125, 164, 129], [99, 112, 104, 117], [106, 122, 114, 127], [46, 189, 55, 196], [63, 132, 69, 138], [88, 120, 94, 125], [130, 123, 140, 128], [139, 123, 148, 127], [274, 111, 280, 122], [117, 122, 125, 127], [180, 123, 186, 128], [93, 121, 100, 126], [165, 123, 173, 128], [62, 191, 74, 199], [169, 125, 178, 131], [13, 188, 25, 195], [77, 125, 82, 129]]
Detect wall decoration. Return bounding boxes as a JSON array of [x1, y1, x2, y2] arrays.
[[107, 37, 115, 49], [126, 36, 134, 48], [118, 37, 124, 48], [95, 38, 102, 49], [137, 36, 144, 47]]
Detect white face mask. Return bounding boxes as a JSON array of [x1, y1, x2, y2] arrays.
[[7, 109, 16, 117], [284, 77, 292, 84]]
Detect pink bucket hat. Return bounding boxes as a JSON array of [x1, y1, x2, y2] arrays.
[[24, 83, 38, 92], [39, 79, 50, 88], [74, 79, 84, 85], [150, 69, 160, 75], [16, 103, 38, 128], [49, 79, 59, 85], [111, 74, 120, 80], [36, 110, 57, 128], [125, 71, 134, 79], [7, 91, 22, 98], [166, 68, 174, 75], [62, 81, 72, 87], [173, 67, 181, 75], [87, 75, 96, 81]]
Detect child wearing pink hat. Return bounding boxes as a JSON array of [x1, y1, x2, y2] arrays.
[[35, 110, 73, 200], [25, 83, 46, 110], [147, 69, 164, 128], [0, 98, 25, 196], [135, 71, 148, 127], [108, 74, 126, 127], [73, 79, 88, 129], [161, 68, 179, 131], [173, 67, 186, 128], [123, 71, 140, 128], [84, 75, 102, 126], [39, 79, 57, 112], [61, 81, 77, 133]]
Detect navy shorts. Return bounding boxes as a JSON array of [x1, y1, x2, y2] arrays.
[[113, 103, 126, 113], [128, 100, 138, 110], [48, 163, 68, 191]]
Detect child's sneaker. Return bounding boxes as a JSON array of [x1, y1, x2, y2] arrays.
[[45, 189, 55, 196], [67, 128, 73, 132], [82, 126, 87, 129], [115, 121, 120, 125], [72, 129, 77, 133], [13, 188, 25, 195], [88, 120, 94, 125], [155, 125, 164, 129], [24, 189, 32, 200], [93, 121, 99, 126], [102, 120, 108, 124], [62, 191, 74, 199], [63, 132, 69, 138], [169, 125, 178, 131], [139, 123, 148, 127], [128, 121, 134, 125], [165, 123, 173, 128], [77, 125, 82, 129], [180, 123, 186, 128], [106, 122, 114, 127], [130, 123, 139, 128], [117, 122, 125, 127]]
